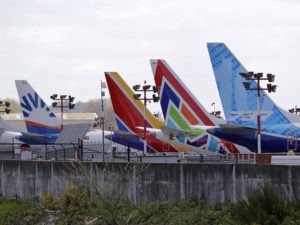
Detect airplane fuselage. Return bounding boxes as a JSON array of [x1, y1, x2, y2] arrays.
[[207, 127, 299, 153]]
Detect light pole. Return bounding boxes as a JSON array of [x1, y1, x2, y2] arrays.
[[0, 101, 10, 114], [101, 80, 107, 161], [289, 106, 300, 115], [50, 94, 75, 129], [133, 81, 160, 155], [240, 72, 276, 154]]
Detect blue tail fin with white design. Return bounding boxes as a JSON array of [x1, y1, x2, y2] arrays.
[[15, 80, 61, 142], [207, 43, 300, 135]]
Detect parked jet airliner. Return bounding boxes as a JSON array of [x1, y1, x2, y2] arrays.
[[15, 80, 143, 153], [15, 80, 115, 147], [104, 71, 186, 154], [207, 43, 300, 153], [150, 59, 251, 154]]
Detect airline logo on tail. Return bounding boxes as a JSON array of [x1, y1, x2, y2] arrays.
[[105, 72, 180, 153], [151, 59, 238, 153], [16, 80, 61, 136], [161, 81, 218, 151], [21, 92, 55, 118], [207, 43, 299, 136]]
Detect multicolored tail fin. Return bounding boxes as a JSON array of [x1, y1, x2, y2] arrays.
[[15, 80, 61, 140], [150, 59, 245, 154], [105, 72, 181, 153], [207, 43, 300, 136], [151, 59, 222, 126]]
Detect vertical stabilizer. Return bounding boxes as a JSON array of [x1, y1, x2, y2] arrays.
[[15, 80, 61, 136], [105, 72, 179, 153], [207, 43, 300, 136], [151, 59, 247, 154]]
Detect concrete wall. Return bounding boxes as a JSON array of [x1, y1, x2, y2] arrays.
[[1, 160, 300, 204]]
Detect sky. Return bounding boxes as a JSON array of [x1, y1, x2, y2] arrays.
[[1, 0, 300, 116]]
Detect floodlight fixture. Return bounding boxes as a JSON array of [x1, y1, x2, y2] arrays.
[[68, 96, 75, 102], [289, 108, 295, 113], [254, 73, 263, 79], [143, 85, 151, 91], [215, 111, 221, 116], [243, 82, 251, 90], [267, 73, 275, 82], [240, 72, 254, 79], [152, 86, 160, 93], [133, 94, 141, 99], [133, 85, 141, 91], [152, 94, 160, 102], [69, 103, 75, 109], [50, 94, 58, 100], [267, 84, 277, 93]]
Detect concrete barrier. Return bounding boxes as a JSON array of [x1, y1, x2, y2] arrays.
[[0, 160, 299, 204]]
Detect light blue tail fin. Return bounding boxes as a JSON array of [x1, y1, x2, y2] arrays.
[[15, 80, 61, 137], [207, 43, 300, 135]]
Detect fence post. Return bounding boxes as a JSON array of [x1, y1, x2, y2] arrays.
[[11, 138, 14, 159], [45, 143, 48, 160]]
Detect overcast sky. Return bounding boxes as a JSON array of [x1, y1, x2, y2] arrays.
[[1, 0, 300, 115]]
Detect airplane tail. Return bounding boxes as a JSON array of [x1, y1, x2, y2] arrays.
[[15, 80, 61, 137], [150, 59, 245, 154], [207, 43, 300, 135], [150, 59, 222, 126], [104, 72, 180, 153]]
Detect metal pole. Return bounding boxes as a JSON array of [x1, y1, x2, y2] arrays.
[[110, 128, 112, 146], [127, 142, 130, 162], [101, 81, 105, 161], [257, 78, 261, 154], [143, 81, 147, 155], [11, 137, 14, 159], [60, 97, 63, 129]]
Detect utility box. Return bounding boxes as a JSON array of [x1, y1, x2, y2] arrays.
[[21, 151, 32, 160]]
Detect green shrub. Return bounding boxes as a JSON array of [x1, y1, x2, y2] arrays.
[[229, 186, 290, 225]]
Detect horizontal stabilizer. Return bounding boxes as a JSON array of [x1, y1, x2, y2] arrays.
[[113, 130, 141, 140], [160, 125, 192, 139], [215, 124, 256, 135], [19, 132, 51, 141]]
